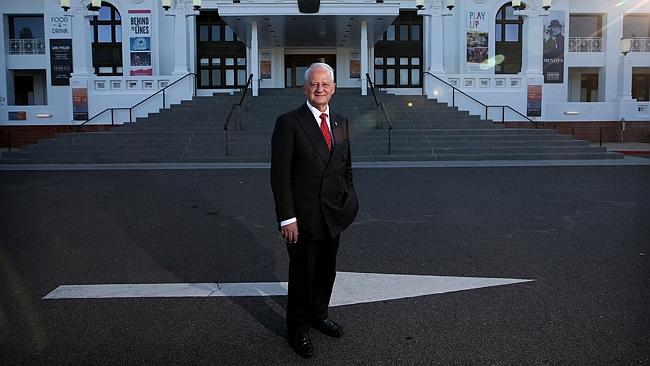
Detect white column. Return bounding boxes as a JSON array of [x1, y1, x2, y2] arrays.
[[251, 21, 259, 96], [422, 9, 430, 93], [617, 55, 633, 101], [428, 8, 444, 73], [524, 14, 544, 75], [360, 20, 368, 96], [369, 46, 375, 86], [172, 2, 189, 75], [70, 6, 91, 76]]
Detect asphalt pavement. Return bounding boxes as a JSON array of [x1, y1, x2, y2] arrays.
[[1, 165, 649, 365]]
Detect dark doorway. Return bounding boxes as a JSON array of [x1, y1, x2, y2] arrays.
[[14, 75, 34, 105], [284, 54, 336, 87]]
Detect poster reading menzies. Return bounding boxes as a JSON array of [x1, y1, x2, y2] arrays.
[[543, 11, 565, 83]]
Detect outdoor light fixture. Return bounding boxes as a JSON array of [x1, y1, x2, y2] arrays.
[[620, 37, 631, 56], [36, 113, 52, 118], [60, 0, 70, 11], [416, 0, 454, 15], [162, 0, 171, 11], [298, 0, 320, 13], [564, 111, 579, 115], [89, 0, 101, 11], [193, 0, 201, 10], [512, 0, 526, 11], [542, 0, 551, 11]]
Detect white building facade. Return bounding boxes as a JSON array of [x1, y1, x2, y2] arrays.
[[1, 0, 649, 133]]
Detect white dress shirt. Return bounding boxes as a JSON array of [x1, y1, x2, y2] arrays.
[[280, 100, 332, 228]]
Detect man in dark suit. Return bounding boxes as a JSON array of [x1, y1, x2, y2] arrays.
[[270, 62, 359, 358]]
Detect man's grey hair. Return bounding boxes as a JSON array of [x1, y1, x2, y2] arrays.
[[304, 62, 335, 84]]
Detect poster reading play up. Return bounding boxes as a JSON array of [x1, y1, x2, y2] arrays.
[[466, 10, 489, 73], [128, 9, 152, 76], [543, 10, 565, 83]]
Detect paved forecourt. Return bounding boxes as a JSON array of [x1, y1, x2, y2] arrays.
[[0, 162, 648, 365]]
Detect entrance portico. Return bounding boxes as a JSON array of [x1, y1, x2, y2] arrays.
[[216, 1, 400, 95]]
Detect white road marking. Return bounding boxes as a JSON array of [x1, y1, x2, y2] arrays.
[[43, 271, 533, 306]]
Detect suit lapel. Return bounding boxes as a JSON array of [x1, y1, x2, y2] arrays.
[[331, 114, 346, 145], [293, 103, 331, 163]]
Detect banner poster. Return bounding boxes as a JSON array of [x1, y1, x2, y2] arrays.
[[527, 84, 542, 117], [48, 14, 73, 86], [543, 10, 565, 83], [128, 10, 152, 76], [50, 39, 73, 86], [72, 88, 88, 120], [260, 52, 272, 79], [466, 10, 489, 73]]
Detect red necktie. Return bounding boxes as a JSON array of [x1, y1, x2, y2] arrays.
[[319, 113, 332, 151]]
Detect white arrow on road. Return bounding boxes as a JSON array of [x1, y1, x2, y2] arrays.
[[43, 271, 533, 306]]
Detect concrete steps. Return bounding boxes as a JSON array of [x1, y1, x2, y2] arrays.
[[0, 88, 623, 164]]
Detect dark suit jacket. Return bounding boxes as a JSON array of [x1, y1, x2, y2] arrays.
[[271, 103, 359, 240]]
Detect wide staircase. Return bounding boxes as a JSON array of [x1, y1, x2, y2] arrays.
[[0, 88, 621, 164]]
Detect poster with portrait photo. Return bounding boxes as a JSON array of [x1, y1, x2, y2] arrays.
[[128, 9, 153, 76], [543, 11, 565, 83], [466, 11, 490, 73]]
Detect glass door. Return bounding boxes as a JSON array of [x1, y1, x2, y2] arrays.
[[284, 54, 336, 88]]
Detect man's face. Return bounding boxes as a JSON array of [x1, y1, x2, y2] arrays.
[[551, 25, 561, 36], [303, 67, 336, 111]]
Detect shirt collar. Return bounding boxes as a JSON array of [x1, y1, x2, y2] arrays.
[[306, 100, 330, 122]]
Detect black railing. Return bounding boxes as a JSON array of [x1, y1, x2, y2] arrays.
[[224, 74, 254, 156], [366, 73, 393, 155], [76, 73, 197, 132], [569, 126, 610, 147], [4, 130, 12, 152], [423, 71, 538, 128]]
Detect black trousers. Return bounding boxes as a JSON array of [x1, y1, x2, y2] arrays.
[[285, 234, 340, 335]]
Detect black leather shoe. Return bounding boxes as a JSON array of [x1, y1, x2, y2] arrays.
[[289, 333, 314, 358], [312, 318, 344, 338]]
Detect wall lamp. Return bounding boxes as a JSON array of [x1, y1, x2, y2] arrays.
[[620, 37, 631, 56], [61, 0, 101, 11], [416, 0, 455, 14], [542, 0, 551, 11], [89, 0, 101, 12], [416, 0, 454, 11], [162, 0, 201, 15], [512, 0, 526, 11]]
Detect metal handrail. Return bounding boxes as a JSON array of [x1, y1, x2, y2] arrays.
[[224, 74, 254, 156], [569, 126, 610, 147], [423, 71, 538, 128], [4, 130, 11, 152], [76, 72, 197, 132], [366, 73, 393, 155]]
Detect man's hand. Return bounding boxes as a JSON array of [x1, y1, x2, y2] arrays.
[[281, 222, 299, 244]]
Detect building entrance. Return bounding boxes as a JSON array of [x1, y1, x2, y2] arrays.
[[284, 54, 336, 87]]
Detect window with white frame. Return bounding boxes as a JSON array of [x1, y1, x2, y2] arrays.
[[568, 14, 604, 52]]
